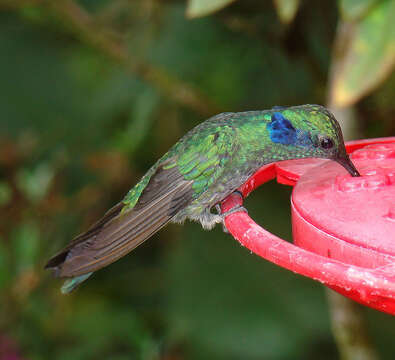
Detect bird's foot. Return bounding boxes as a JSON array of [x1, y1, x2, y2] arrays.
[[215, 191, 247, 233]]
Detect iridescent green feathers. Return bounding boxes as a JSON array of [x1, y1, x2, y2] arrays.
[[122, 119, 236, 210], [46, 104, 358, 292]]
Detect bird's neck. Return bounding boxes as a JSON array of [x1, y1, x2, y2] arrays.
[[236, 119, 310, 168]]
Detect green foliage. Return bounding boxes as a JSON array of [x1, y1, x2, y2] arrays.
[[273, 0, 300, 24], [330, 0, 395, 107], [0, 181, 12, 206], [0, 0, 393, 359], [11, 222, 40, 273], [0, 238, 11, 289], [186, 0, 237, 18], [16, 164, 54, 203], [339, 0, 380, 20], [112, 88, 159, 155]]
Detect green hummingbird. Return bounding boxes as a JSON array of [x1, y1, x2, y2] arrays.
[[45, 104, 359, 293]]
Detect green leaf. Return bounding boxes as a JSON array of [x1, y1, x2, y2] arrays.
[[339, 0, 380, 20], [274, 0, 300, 24], [186, 0, 237, 18], [330, 0, 395, 107]]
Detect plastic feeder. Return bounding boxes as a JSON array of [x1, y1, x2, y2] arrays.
[[221, 137, 395, 315]]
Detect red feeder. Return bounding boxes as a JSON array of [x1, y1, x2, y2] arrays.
[[221, 137, 395, 315]]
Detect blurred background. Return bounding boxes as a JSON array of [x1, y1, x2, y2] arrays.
[[0, 0, 394, 359]]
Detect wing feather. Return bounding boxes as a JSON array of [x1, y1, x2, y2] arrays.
[[46, 124, 238, 280], [45, 160, 193, 277]]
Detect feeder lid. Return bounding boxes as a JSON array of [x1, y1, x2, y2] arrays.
[[292, 141, 395, 258]]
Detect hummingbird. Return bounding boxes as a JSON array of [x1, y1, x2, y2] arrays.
[[45, 104, 360, 293]]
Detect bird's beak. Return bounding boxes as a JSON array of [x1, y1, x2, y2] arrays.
[[335, 155, 360, 177]]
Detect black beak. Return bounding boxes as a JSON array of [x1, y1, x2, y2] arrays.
[[335, 155, 360, 177]]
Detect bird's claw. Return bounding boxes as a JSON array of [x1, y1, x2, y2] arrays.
[[220, 205, 248, 233], [215, 192, 248, 233]]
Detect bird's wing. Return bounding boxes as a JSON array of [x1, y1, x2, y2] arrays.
[[45, 158, 194, 277], [174, 125, 237, 197], [45, 126, 237, 278]]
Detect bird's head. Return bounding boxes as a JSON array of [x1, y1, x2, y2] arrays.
[[267, 105, 360, 177]]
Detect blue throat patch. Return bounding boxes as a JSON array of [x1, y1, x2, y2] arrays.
[[267, 112, 297, 145]]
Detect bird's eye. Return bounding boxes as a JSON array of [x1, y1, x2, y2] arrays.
[[320, 137, 334, 149]]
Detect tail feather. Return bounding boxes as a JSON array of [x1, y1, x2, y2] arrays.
[[45, 158, 194, 288], [61, 273, 93, 294]]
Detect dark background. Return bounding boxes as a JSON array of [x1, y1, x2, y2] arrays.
[[0, 0, 394, 359]]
